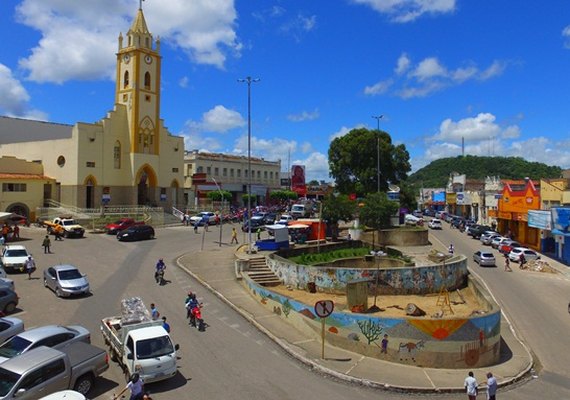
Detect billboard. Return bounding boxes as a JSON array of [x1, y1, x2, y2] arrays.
[[291, 165, 307, 196]]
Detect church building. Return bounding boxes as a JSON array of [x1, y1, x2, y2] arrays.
[[0, 6, 184, 210]]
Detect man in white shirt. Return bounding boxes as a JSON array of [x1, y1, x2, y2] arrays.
[[486, 372, 497, 400], [464, 371, 478, 399]]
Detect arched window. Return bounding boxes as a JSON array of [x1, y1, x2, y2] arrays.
[[114, 141, 121, 169], [124, 71, 129, 88], [144, 72, 151, 90]]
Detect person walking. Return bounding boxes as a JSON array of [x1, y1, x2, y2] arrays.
[[162, 316, 171, 333], [13, 225, 19, 239], [486, 372, 497, 400], [42, 235, 51, 254], [150, 303, 160, 320], [504, 256, 512, 272], [464, 371, 478, 400], [25, 255, 36, 279], [448, 243, 454, 256], [230, 227, 238, 244], [114, 373, 144, 400], [194, 221, 199, 234], [155, 258, 166, 285], [519, 253, 525, 269], [256, 227, 262, 241], [53, 225, 64, 240]]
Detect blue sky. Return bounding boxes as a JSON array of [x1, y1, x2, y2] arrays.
[[1, 0, 570, 182]]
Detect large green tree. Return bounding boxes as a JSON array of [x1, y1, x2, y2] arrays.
[[321, 194, 355, 240], [328, 128, 411, 195], [359, 192, 399, 231]]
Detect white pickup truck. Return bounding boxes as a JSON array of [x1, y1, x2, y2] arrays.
[[101, 297, 179, 383]]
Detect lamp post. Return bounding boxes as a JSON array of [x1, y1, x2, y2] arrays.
[[238, 76, 260, 254], [212, 177, 224, 247], [371, 115, 383, 193], [367, 250, 385, 313]]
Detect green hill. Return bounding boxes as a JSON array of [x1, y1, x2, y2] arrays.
[[408, 156, 562, 188]]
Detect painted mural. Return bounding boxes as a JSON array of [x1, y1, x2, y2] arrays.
[[245, 276, 501, 368], [266, 254, 469, 295]]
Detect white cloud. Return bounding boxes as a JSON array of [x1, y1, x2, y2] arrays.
[[452, 66, 478, 82], [395, 53, 410, 75], [0, 63, 47, 120], [187, 105, 245, 133], [431, 113, 502, 142], [301, 142, 313, 153], [287, 109, 320, 122], [179, 76, 189, 88], [279, 14, 317, 41], [329, 124, 366, 141], [479, 60, 506, 80], [183, 133, 223, 153], [410, 57, 447, 81], [15, 0, 240, 84], [351, 0, 456, 23], [294, 152, 330, 182], [563, 25, 570, 48], [364, 79, 393, 96]]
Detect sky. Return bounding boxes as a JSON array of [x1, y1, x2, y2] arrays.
[[1, 0, 570, 183]]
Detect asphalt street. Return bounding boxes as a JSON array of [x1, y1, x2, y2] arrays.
[[7, 222, 570, 399]]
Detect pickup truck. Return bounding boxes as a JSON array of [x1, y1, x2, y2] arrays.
[[0, 341, 108, 399], [43, 217, 85, 238], [101, 297, 179, 383], [105, 218, 144, 235]]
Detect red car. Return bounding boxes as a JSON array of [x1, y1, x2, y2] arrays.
[[105, 218, 143, 234], [498, 240, 521, 255]]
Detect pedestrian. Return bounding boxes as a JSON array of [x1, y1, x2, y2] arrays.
[[150, 303, 160, 320], [186, 293, 198, 322], [162, 316, 171, 333], [13, 225, 19, 239], [381, 334, 389, 354], [114, 373, 144, 400], [0, 235, 5, 247], [464, 371, 478, 400], [194, 222, 198, 234], [257, 227, 261, 241], [519, 253, 525, 269], [2, 224, 9, 241], [155, 258, 166, 285], [230, 227, 238, 244], [25, 255, 36, 279], [504, 256, 512, 272], [53, 225, 64, 240], [448, 243, 454, 256], [203, 216, 209, 232], [42, 235, 51, 254], [486, 372, 497, 400]]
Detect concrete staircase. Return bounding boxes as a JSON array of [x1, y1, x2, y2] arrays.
[[247, 257, 282, 287]]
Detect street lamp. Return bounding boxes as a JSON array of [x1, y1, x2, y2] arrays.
[[238, 76, 260, 254], [371, 115, 383, 193], [367, 249, 385, 313]]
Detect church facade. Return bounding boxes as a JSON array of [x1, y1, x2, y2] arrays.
[[0, 7, 184, 210]]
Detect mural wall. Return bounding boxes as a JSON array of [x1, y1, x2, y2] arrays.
[[266, 254, 469, 295], [243, 275, 501, 368]]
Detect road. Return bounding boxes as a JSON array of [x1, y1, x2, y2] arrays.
[[8, 223, 570, 399]]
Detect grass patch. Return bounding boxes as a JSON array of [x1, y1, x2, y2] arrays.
[[289, 247, 373, 265]]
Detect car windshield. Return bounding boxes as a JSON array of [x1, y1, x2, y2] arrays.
[[0, 368, 20, 396], [62, 220, 76, 226], [58, 269, 82, 280], [0, 335, 32, 358], [482, 253, 494, 258], [136, 335, 175, 360], [114, 220, 124, 224], [4, 250, 28, 258]]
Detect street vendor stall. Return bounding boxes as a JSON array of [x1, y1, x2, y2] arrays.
[[288, 223, 310, 244], [256, 224, 290, 251]]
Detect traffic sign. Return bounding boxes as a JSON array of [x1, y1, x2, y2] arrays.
[[314, 300, 334, 318]]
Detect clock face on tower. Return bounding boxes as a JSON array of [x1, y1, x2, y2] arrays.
[[144, 55, 153, 64], [123, 54, 130, 63]]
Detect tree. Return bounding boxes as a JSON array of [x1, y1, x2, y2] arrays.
[[242, 194, 256, 206], [207, 190, 232, 202], [397, 181, 418, 211], [321, 194, 355, 240], [359, 192, 398, 239], [308, 180, 320, 186], [269, 190, 298, 202], [328, 128, 411, 195]]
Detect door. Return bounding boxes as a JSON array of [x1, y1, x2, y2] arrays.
[[86, 179, 95, 209]]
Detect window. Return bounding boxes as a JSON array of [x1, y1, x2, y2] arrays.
[[237, 169, 241, 178], [114, 141, 121, 169], [214, 167, 219, 176], [270, 171, 273, 179], [244, 170, 248, 178], [144, 72, 151, 90], [230, 169, 234, 177], [2, 183, 27, 192], [223, 168, 227, 177], [172, 168, 179, 173], [86, 161, 95, 168], [124, 70, 129, 88], [145, 95, 151, 102], [197, 166, 203, 173], [257, 171, 261, 179], [57, 156, 66, 167], [264, 171, 268, 179], [206, 167, 211, 175]]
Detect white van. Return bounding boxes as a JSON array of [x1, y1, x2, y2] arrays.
[[290, 204, 310, 219], [404, 214, 423, 226]]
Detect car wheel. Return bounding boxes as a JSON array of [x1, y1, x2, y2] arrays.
[[43, 278, 48, 287], [4, 302, 16, 314], [63, 230, 69, 238], [149, 233, 154, 239], [56, 287, 63, 297], [74, 373, 94, 395]]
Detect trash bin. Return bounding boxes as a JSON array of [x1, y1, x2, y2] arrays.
[[307, 282, 317, 293]]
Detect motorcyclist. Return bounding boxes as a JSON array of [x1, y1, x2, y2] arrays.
[[155, 258, 166, 285]]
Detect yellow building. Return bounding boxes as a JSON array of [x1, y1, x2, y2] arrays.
[[0, 7, 184, 209], [0, 156, 56, 221], [540, 178, 570, 209]]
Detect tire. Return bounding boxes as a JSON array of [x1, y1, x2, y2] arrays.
[[55, 287, 63, 298], [43, 278, 48, 287], [4, 302, 16, 314], [63, 230, 69, 238], [73, 373, 94, 395]]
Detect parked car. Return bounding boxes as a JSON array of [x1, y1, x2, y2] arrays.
[[1, 245, 31, 273], [435, 211, 447, 220], [277, 214, 294, 225], [242, 215, 265, 232], [0, 264, 15, 291], [491, 236, 509, 249], [428, 219, 442, 229], [189, 211, 216, 226], [404, 214, 424, 226], [499, 240, 522, 255], [0, 287, 18, 314], [412, 210, 423, 218], [0, 325, 90, 363], [263, 212, 278, 225], [116, 225, 155, 241], [105, 218, 144, 234], [43, 265, 90, 298], [0, 317, 24, 343], [39, 390, 87, 400], [508, 247, 541, 262], [469, 225, 493, 239], [451, 217, 465, 228], [473, 250, 496, 267], [480, 232, 500, 245]]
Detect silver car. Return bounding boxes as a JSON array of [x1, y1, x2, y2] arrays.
[[43, 265, 90, 297], [0, 317, 24, 344], [473, 250, 496, 267], [0, 324, 90, 363]]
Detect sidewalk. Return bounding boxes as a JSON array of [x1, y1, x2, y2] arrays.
[[176, 244, 534, 393]]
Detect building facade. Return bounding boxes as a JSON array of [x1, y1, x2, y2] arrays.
[[0, 7, 184, 210], [183, 150, 281, 207]]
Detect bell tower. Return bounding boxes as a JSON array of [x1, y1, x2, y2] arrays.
[[116, 5, 161, 155]]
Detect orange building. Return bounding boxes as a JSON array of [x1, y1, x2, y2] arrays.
[[497, 179, 541, 250]]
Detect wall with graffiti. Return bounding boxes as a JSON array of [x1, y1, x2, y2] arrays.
[[266, 254, 469, 295], [243, 275, 501, 368]]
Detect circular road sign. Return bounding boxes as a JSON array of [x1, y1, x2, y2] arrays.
[[314, 300, 334, 318]]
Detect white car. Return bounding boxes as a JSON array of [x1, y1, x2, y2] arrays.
[[277, 214, 295, 225], [508, 247, 540, 263], [473, 250, 496, 267], [40, 391, 87, 400], [189, 211, 216, 226], [404, 214, 423, 226], [480, 232, 500, 245], [490, 236, 507, 249], [428, 218, 442, 229], [1, 245, 31, 273], [0, 317, 24, 343]]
